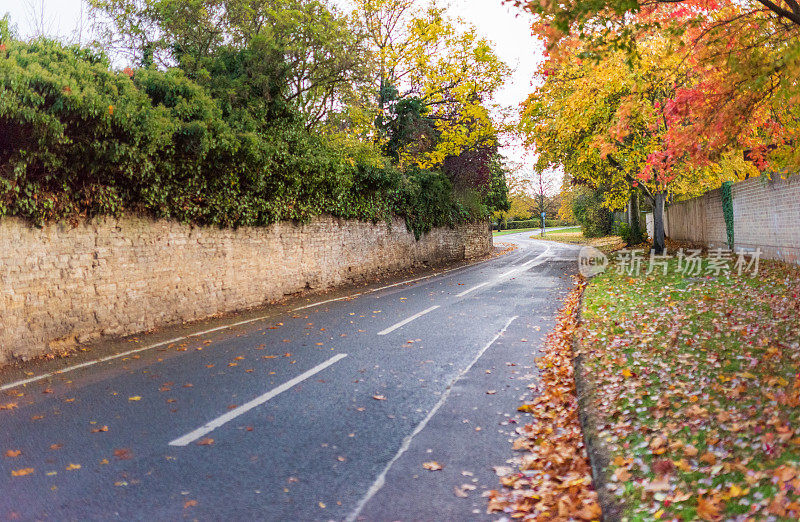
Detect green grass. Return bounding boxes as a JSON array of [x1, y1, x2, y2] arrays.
[[538, 226, 581, 237], [533, 227, 626, 254], [493, 226, 570, 237], [581, 256, 800, 520]]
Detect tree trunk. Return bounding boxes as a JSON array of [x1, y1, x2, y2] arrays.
[[628, 189, 642, 245], [653, 191, 666, 255]]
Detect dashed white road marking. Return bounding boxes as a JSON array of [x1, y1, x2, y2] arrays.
[[456, 281, 491, 297], [455, 246, 553, 299], [345, 316, 518, 522], [377, 306, 441, 336], [168, 353, 348, 447]]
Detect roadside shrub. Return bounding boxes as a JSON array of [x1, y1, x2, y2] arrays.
[[498, 218, 575, 230], [572, 191, 613, 238], [0, 36, 485, 236], [616, 222, 648, 245]]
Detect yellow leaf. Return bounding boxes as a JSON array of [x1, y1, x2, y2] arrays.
[[66, 463, 81, 471], [11, 468, 34, 477], [128, 396, 141, 401], [423, 461, 443, 471]]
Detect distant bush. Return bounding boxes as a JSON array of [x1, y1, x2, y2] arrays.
[[0, 35, 494, 238], [616, 222, 648, 245], [572, 190, 613, 238], [495, 218, 576, 230]]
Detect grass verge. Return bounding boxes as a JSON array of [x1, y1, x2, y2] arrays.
[[494, 227, 542, 236], [534, 228, 626, 255], [579, 255, 800, 520], [493, 226, 579, 237]]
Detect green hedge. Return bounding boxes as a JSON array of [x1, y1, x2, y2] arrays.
[[0, 36, 482, 238], [495, 218, 576, 230]]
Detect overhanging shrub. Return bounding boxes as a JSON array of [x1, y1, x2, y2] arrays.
[[0, 36, 488, 238]]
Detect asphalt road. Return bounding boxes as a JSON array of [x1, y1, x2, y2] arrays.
[[0, 232, 581, 521]]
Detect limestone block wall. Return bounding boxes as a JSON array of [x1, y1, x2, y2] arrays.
[[0, 215, 491, 363]]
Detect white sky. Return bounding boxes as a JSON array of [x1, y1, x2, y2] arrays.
[[0, 0, 543, 168]]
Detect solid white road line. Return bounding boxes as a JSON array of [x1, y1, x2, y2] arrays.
[[0, 314, 291, 393], [377, 305, 441, 336], [168, 353, 348, 447], [345, 316, 518, 522], [291, 261, 486, 312]]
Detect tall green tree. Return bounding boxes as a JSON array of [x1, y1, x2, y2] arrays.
[[90, 0, 368, 129]]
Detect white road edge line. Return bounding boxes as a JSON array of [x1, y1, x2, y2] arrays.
[[377, 305, 440, 336], [0, 314, 288, 392], [291, 261, 479, 312], [345, 316, 518, 522], [168, 353, 348, 447]]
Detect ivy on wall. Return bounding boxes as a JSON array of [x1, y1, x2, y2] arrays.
[[721, 181, 734, 250]]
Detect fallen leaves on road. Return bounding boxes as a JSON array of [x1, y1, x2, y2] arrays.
[[91, 425, 109, 433], [183, 500, 198, 509], [65, 463, 81, 471], [197, 438, 214, 446], [128, 396, 141, 401], [423, 461, 443, 471], [4, 450, 21, 457], [488, 279, 601, 520], [372, 395, 387, 401], [11, 468, 34, 477], [454, 484, 476, 497], [113, 448, 133, 460]]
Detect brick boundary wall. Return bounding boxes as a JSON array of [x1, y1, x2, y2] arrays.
[[0, 215, 492, 363], [646, 176, 800, 263]]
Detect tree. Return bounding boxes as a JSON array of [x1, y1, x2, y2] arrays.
[[23, 0, 56, 38], [353, 1, 510, 173], [529, 169, 560, 224], [520, 37, 744, 252], [513, 0, 800, 181], [89, 0, 368, 129]]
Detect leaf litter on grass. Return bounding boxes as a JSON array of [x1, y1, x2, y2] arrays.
[[579, 258, 800, 520]]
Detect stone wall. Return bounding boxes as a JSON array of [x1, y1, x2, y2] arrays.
[[646, 176, 800, 263], [0, 215, 491, 363]]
